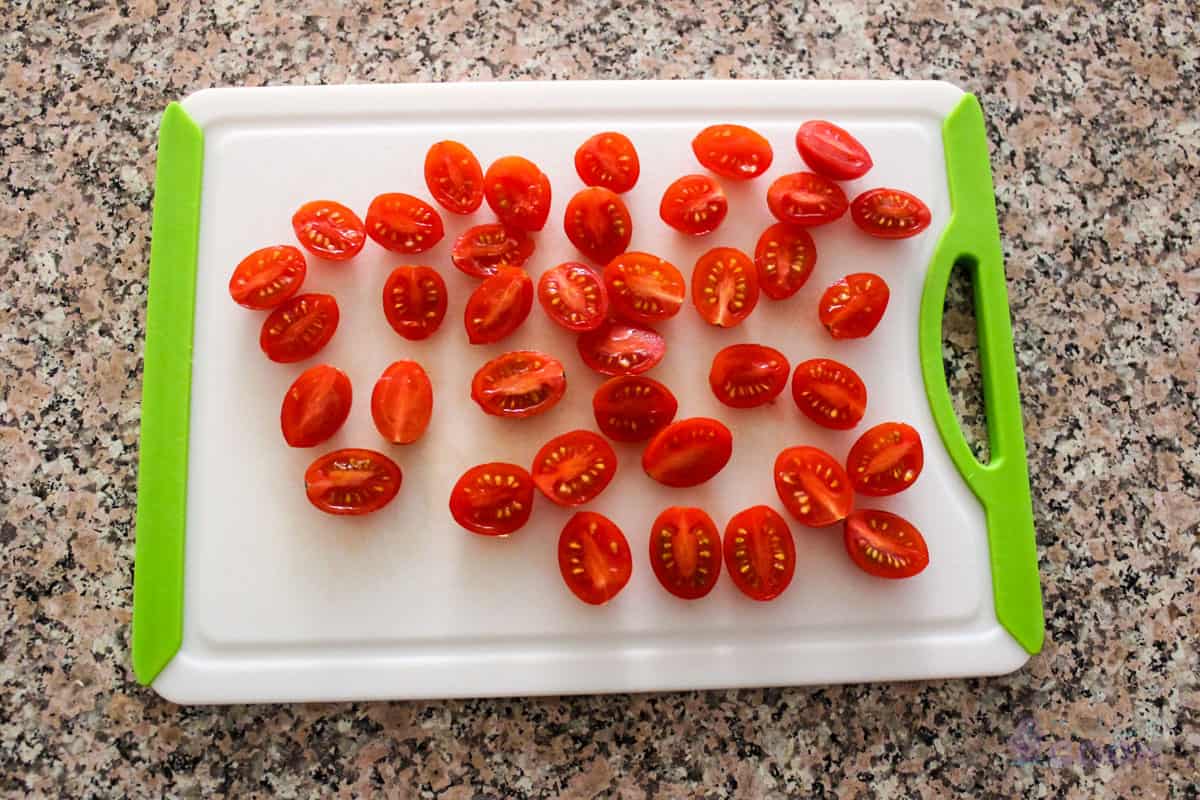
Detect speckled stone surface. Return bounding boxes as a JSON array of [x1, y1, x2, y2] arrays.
[[1, 1, 1197, 797]]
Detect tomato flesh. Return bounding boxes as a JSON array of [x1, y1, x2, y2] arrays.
[[371, 360, 433, 445], [846, 422, 924, 496], [709, 344, 789, 409], [564, 187, 632, 264], [382, 265, 447, 341], [691, 247, 759, 328], [766, 172, 848, 227], [229, 245, 306, 310], [844, 510, 929, 579], [280, 364, 352, 448], [464, 266, 534, 345], [692, 124, 773, 179], [291, 200, 365, 261], [659, 174, 727, 235], [538, 262, 609, 332], [575, 132, 639, 193], [791, 358, 867, 430], [819, 273, 889, 339], [424, 140, 484, 214], [365, 193, 444, 254], [724, 506, 795, 601], [851, 188, 932, 239], [577, 320, 666, 376], [649, 507, 721, 599], [449, 462, 535, 536], [305, 448, 402, 516], [773, 446, 853, 527], [451, 223, 535, 279], [603, 251, 685, 324], [260, 293, 339, 363], [471, 351, 566, 418], [795, 120, 873, 181], [531, 430, 617, 506], [484, 155, 552, 231], [558, 512, 632, 605], [754, 223, 817, 300], [642, 417, 733, 488], [592, 375, 678, 443]]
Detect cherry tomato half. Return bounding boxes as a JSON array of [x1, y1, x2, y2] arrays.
[[451, 223, 535, 279], [795, 120, 873, 181], [642, 417, 733, 488], [754, 223, 817, 300], [709, 344, 789, 409], [260, 293, 339, 363], [564, 187, 632, 264], [575, 131, 640, 193], [766, 172, 847, 227], [649, 507, 722, 600], [603, 251, 686, 324], [449, 462, 535, 536], [304, 448, 402, 516], [724, 506, 795, 601], [471, 350, 566, 418], [382, 265, 447, 341], [844, 510, 929, 579], [592, 375, 678, 443], [558, 512, 632, 605], [464, 266, 534, 345], [371, 360, 433, 445], [691, 247, 760, 328], [281, 364, 352, 448], [365, 193, 444, 254], [791, 358, 867, 430], [692, 124, 773, 180], [660, 174, 727, 235], [291, 200, 365, 261], [819, 273, 890, 339], [773, 446, 853, 527], [851, 188, 932, 239], [423, 140, 484, 214], [531, 429, 617, 506], [229, 245, 307, 310], [484, 155, 552, 231], [538, 262, 609, 332], [577, 320, 666, 376], [846, 422, 924, 496]]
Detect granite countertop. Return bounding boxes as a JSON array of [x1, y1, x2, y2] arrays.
[[1, 1, 1196, 797]]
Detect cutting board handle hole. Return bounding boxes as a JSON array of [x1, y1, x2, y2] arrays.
[[942, 256, 990, 464]]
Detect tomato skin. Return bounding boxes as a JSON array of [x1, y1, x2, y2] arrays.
[[564, 187, 632, 264], [260, 293, 339, 363], [423, 140, 484, 214], [773, 446, 854, 527], [577, 320, 666, 376], [280, 364, 352, 448], [382, 265, 447, 341], [229, 245, 307, 310], [291, 200, 366, 261], [649, 507, 722, 599], [691, 247, 760, 328], [659, 174, 727, 235], [558, 512, 632, 605], [603, 251, 686, 324], [791, 358, 867, 430], [537, 262, 609, 332], [843, 510, 929, 579], [723, 506, 795, 601], [530, 429, 617, 506], [846, 422, 924, 496], [365, 193, 444, 254], [851, 188, 932, 239], [449, 462, 535, 536], [709, 344, 789, 409], [819, 272, 890, 339], [371, 360, 433, 445], [642, 417, 733, 488], [575, 132, 639, 193], [484, 155, 552, 231], [691, 124, 773, 180], [470, 350, 566, 418], [451, 223, 535, 279], [754, 223, 817, 300], [592, 375, 678, 443], [304, 448, 402, 516], [795, 121, 873, 181], [766, 172, 848, 227], [464, 266, 534, 345]]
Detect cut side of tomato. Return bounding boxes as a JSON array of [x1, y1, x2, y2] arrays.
[[592, 375, 678, 443], [451, 223, 535, 279], [709, 344, 789, 409], [449, 462, 535, 536], [531, 429, 617, 506], [464, 266, 534, 345], [692, 124, 773, 180], [603, 251, 686, 324], [558, 512, 632, 605], [484, 155, 552, 231], [642, 417, 733, 488], [649, 506, 721, 599], [424, 140, 484, 214], [819, 272, 890, 339], [564, 187, 632, 264], [691, 247, 760, 328], [766, 172, 848, 227], [365, 193, 444, 254], [471, 350, 566, 418], [280, 364, 352, 448], [538, 262, 609, 332], [844, 510, 929, 579], [846, 422, 924, 496], [724, 506, 795, 601], [851, 188, 932, 239], [575, 131, 640, 193], [305, 448, 402, 516], [754, 223, 817, 300], [773, 446, 853, 527], [577, 320, 666, 376], [382, 265, 447, 341], [791, 358, 867, 430], [795, 120, 873, 181], [260, 293, 339, 363], [229, 245, 307, 310], [292, 200, 365, 261], [371, 360, 433, 445], [659, 174, 727, 235]]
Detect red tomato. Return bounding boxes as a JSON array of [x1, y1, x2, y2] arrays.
[[766, 172, 848, 227], [791, 358, 867, 430], [365, 193, 444, 254], [280, 364, 352, 448], [471, 351, 566, 418], [423, 140, 483, 214], [530, 429, 617, 506], [558, 512, 632, 605], [382, 265, 447, 341], [659, 174, 727, 235], [649, 507, 721, 599], [484, 155, 552, 231], [819, 273, 890, 339], [603, 251, 686, 324], [564, 187, 632, 264], [577, 320, 666, 376], [642, 417, 733, 488], [464, 266, 534, 345], [754, 223, 817, 300], [229, 245, 306, 310], [851, 188, 932, 239], [709, 344, 789, 409], [795, 121, 873, 180], [691, 124, 773, 180], [773, 446, 853, 527], [449, 462, 535, 536], [537, 262, 609, 332], [370, 360, 433, 445], [291, 200, 365, 261], [451, 223, 535, 279], [844, 510, 929, 579], [846, 422, 924, 496], [592, 375, 678, 443], [724, 506, 795, 601], [260, 293, 339, 363], [575, 132, 640, 193], [691, 247, 760, 328], [304, 448, 402, 516]]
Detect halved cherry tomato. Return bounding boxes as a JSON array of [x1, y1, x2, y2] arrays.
[[538, 262, 609, 332], [291, 200, 365, 261], [592, 375, 678, 443], [558, 512, 632, 605], [691, 247, 760, 328], [724, 506, 795, 601], [382, 265, 447, 341], [304, 448, 402, 516], [531, 429, 617, 506], [649, 507, 721, 599], [795, 121, 873, 180], [577, 320, 666, 376], [423, 140, 484, 214], [575, 132, 640, 193], [449, 462, 535, 536], [843, 510, 929, 579], [709, 344, 789, 409], [451, 224, 535, 279], [846, 422, 924, 496], [691, 124, 773, 180], [659, 174, 727, 235], [642, 417, 733, 488], [603, 252, 685, 324], [754, 223, 817, 300], [471, 351, 566, 418], [773, 446, 853, 527], [260, 293, 339, 363], [791, 358, 867, 430], [371, 360, 433, 445], [819, 273, 889, 339], [281, 364, 352, 448], [229, 245, 307, 310], [766, 172, 847, 227], [464, 266, 534, 345], [484, 156, 552, 231], [365, 193, 444, 254], [851, 188, 932, 239], [564, 187, 632, 264]]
